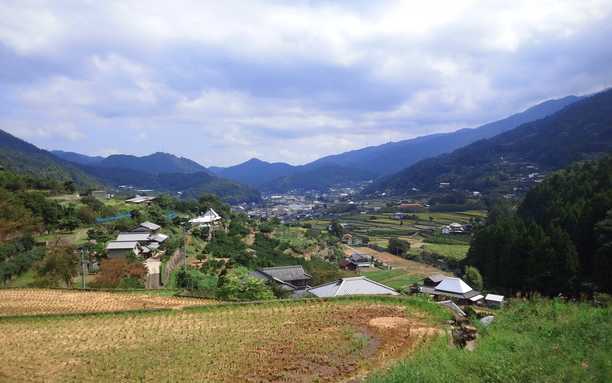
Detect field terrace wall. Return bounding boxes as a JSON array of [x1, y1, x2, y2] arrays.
[[164, 248, 186, 286]]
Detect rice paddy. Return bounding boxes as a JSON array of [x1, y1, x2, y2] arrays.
[[0, 292, 447, 383]]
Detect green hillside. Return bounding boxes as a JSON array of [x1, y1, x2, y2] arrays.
[[366, 89, 612, 194]]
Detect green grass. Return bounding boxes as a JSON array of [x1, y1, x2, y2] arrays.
[[367, 297, 612, 383], [412, 243, 470, 260], [361, 269, 408, 282], [4, 270, 36, 287], [361, 269, 425, 289]]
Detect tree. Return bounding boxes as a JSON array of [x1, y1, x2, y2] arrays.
[[330, 220, 344, 238], [90, 258, 147, 288], [0, 188, 43, 242], [388, 237, 410, 256], [80, 196, 104, 212], [34, 244, 79, 287], [463, 266, 483, 291], [78, 206, 98, 224]]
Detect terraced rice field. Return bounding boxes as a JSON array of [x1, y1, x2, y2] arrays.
[[0, 296, 448, 383], [0, 289, 217, 317]]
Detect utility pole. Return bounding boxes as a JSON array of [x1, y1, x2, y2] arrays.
[[74, 250, 90, 289], [184, 226, 187, 271]]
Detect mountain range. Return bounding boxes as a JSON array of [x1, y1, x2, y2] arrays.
[[209, 95, 584, 189], [2, 91, 604, 197], [364, 88, 612, 195]]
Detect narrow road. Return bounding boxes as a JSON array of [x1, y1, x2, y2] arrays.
[[145, 256, 161, 289]]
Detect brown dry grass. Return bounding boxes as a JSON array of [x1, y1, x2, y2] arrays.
[[355, 247, 451, 278], [0, 299, 444, 382], [0, 289, 217, 317]]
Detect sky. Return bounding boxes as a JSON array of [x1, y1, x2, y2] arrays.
[[1, 0, 612, 168]]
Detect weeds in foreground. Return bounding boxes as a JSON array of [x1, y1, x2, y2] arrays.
[[367, 296, 612, 382]]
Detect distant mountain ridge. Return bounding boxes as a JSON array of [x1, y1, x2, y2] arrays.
[[0, 130, 100, 186], [305, 95, 585, 174], [211, 94, 584, 190], [51, 150, 104, 165], [97, 152, 208, 174], [365, 89, 612, 194], [0, 130, 260, 203]]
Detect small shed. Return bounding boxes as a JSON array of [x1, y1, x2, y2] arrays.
[[485, 294, 505, 307]]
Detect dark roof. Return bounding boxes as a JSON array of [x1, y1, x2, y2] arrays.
[[348, 253, 370, 263], [260, 265, 312, 281], [424, 273, 446, 284], [338, 259, 352, 267]]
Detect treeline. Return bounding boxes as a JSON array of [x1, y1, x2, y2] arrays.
[[466, 154, 612, 295]]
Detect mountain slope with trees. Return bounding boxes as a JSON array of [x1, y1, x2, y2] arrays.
[[0, 130, 260, 203], [96, 152, 209, 174], [0, 130, 100, 187], [365, 89, 612, 194], [466, 153, 612, 296]]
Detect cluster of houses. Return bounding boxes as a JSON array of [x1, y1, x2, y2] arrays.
[[241, 265, 399, 298], [105, 221, 169, 259], [241, 265, 504, 309], [420, 273, 504, 307]]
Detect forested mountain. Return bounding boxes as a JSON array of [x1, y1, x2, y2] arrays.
[[212, 158, 297, 187], [365, 89, 612, 194], [258, 165, 378, 193], [209, 95, 582, 190], [95, 152, 208, 174], [466, 153, 612, 295], [0, 130, 260, 203], [51, 150, 104, 165], [0, 130, 100, 187], [304, 95, 583, 175]]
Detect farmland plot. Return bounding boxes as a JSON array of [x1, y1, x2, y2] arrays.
[[0, 298, 448, 383], [0, 289, 216, 317]]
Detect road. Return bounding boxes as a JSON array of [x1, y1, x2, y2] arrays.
[[145, 256, 161, 289]]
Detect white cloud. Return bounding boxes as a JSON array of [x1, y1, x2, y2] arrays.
[[3, 120, 86, 141], [0, 0, 611, 167]]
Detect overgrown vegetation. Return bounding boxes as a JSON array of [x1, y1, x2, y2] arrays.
[[367, 296, 612, 382]]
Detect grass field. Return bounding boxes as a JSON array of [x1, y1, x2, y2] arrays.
[[0, 295, 449, 382], [411, 243, 470, 260], [367, 297, 612, 382], [3, 271, 36, 288], [361, 270, 425, 289], [0, 289, 216, 317]]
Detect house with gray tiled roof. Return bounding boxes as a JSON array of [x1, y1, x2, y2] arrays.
[[308, 276, 400, 298], [243, 265, 312, 291], [420, 277, 483, 305]]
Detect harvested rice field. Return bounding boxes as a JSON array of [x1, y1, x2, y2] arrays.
[[0, 289, 217, 317], [0, 296, 449, 382]]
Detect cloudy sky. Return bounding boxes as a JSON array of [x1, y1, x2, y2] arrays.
[[1, 0, 611, 167]]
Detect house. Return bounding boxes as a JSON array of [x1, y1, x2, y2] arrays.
[[308, 277, 400, 298], [420, 277, 483, 305], [189, 208, 222, 227], [485, 294, 505, 307], [105, 241, 141, 259], [129, 221, 162, 236], [423, 273, 446, 287], [125, 196, 157, 206], [344, 252, 371, 269], [341, 234, 353, 244], [441, 222, 464, 234], [338, 259, 356, 271], [243, 265, 312, 291], [91, 191, 108, 199], [391, 212, 404, 220]]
